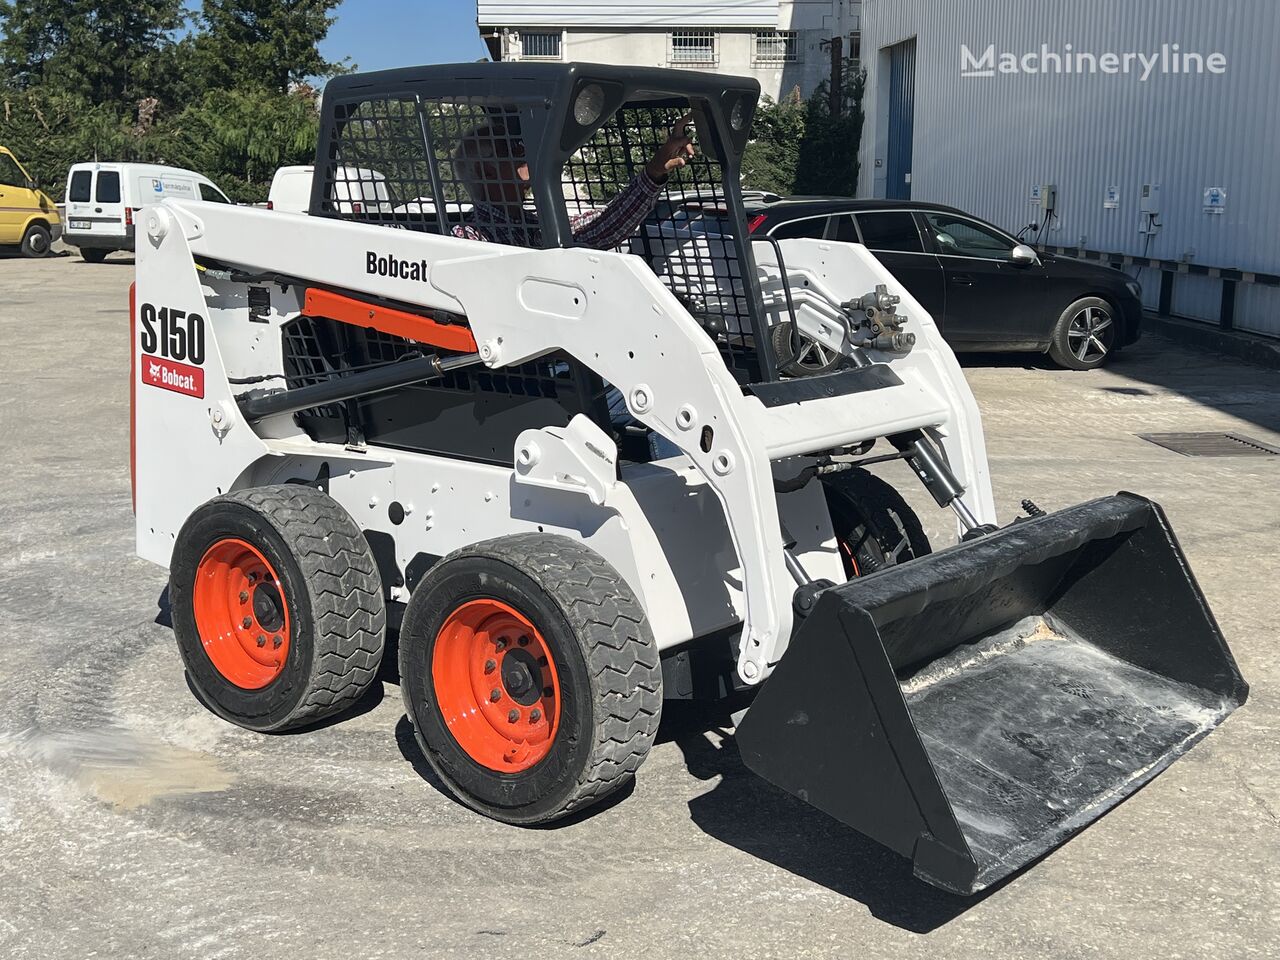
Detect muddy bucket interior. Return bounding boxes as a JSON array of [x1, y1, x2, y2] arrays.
[[735, 493, 1247, 895]]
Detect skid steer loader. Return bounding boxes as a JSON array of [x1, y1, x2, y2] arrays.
[[130, 62, 1246, 895]]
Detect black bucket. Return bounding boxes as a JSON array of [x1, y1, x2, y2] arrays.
[[735, 493, 1247, 895]]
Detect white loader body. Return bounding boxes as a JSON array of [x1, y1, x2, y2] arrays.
[[133, 198, 993, 683]]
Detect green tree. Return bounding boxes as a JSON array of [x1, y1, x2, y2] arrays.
[[0, 88, 150, 188], [186, 0, 349, 94], [740, 69, 866, 197], [0, 0, 186, 103], [793, 69, 865, 197], [156, 85, 322, 201], [741, 87, 807, 196]]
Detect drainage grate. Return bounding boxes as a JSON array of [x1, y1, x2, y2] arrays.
[[1138, 432, 1280, 457]]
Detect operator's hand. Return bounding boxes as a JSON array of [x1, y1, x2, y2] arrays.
[[646, 114, 696, 182]]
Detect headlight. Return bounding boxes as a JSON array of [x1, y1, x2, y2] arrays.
[[573, 83, 605, 127], [1125, 279, 1142, 298]]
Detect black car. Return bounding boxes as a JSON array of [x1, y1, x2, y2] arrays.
[[744, 197, 1143, 369]]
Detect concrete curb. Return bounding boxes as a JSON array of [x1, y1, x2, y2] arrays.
[[1142, 311, 1280, 370]]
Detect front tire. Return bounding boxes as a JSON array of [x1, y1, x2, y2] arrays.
[[20, 224, 51, 258], [399, 534, 662, 825], [80, 248, 108, 263], [1048, 296, 1116, 369], [823, 468, 932, 578], [169, 485, 387, 732]]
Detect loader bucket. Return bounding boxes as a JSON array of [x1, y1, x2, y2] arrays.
[[735, 493, 1247, 895]]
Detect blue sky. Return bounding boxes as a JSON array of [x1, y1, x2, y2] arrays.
[[320, 1, 489, 74], [179, 0, 490, 76]]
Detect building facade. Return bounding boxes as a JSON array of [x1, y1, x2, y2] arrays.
[[477, 0, 862, 102], [857, 0, 1279, 337]]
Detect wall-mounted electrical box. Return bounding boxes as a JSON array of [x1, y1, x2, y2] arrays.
[[1039, 183, 1057, 213], [1139, 183, 1161, 235], [1140, 183, 1161, 214]]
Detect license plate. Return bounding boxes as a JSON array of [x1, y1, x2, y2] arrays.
[[69, 219, 92, 229]]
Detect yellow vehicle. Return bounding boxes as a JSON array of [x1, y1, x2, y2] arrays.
[[0, 146, 61, 257]]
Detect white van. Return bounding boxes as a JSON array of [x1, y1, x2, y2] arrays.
[[268, 164, 393, 216], [64, 162, 232, 262]]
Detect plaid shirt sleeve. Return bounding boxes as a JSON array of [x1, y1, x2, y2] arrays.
[[569, 169, 664, 250]]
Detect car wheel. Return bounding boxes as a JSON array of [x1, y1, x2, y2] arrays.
[[20, 223, 52, 258], [81, 248, 108, 263], [1048, 296, 1116, 370]]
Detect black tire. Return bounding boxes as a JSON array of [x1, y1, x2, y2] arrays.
[[400, 534, 662, 825], [169, 485, 386, 732], [771, 319, 843, 377], [80, 248, 108, 263], [823, 468, 932, 578], [20, 223, 51, 258], [1047, 295, 1117, 370]]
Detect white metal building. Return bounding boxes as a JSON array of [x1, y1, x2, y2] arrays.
[[477, 0, 863, 102], [857, 0, 1280, 337]]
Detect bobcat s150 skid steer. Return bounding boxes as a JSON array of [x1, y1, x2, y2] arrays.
[[130, 63, 1246, 895]]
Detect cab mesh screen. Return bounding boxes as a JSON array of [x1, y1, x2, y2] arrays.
[[563, 103, 761, 383], [320, 93, 767, 383]]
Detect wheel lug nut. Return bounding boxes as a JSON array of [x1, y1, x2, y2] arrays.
[[256, 635, 266, 647], [272, 636, 282, 649], [489, 688, 501, 702], [242, 617, 252, 628], [507, 709, 519, 723], [239, 591, 249, 603], [484, 659, 496, 674], [494, 638, 507, 651], [529, 709, 541, 722], [518, 635, 530, 647]]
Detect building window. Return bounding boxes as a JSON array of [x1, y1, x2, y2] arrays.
[[849, 31, 862, 67], [754, 30, 798, 64], [670, 29, 718, 65], [520, 31, 562, 60]]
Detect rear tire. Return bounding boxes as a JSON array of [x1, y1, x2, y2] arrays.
[[399, 534, 662, 825], [169, 485, 386, 732], [20, 224, 51, 258], [1048, 296, 1116, 370], [823, 468, 932, 578], [80, 248, 108, 263]]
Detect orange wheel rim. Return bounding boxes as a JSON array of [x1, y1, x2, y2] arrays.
[[432, 599, 561, 773], [193, 538, 291, 689]]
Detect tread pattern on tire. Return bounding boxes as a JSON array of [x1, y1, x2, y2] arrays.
[[421, 533, 662, 817], [218, 485, 386, 728]]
